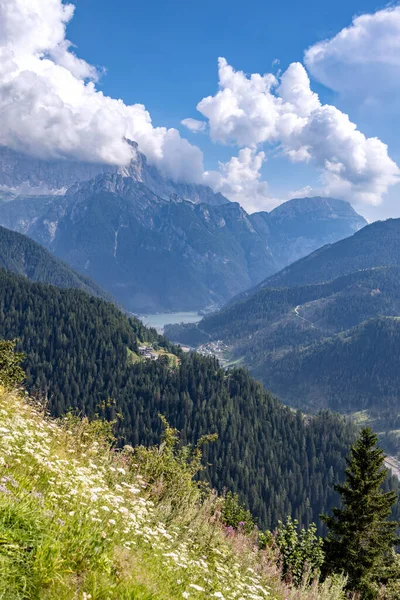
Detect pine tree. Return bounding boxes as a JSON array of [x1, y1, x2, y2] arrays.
[[322, 427, 400, 598]]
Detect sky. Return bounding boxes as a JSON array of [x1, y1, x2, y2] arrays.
[[0, 0, 400, 220]]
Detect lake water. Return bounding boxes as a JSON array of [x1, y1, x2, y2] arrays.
[[140, 311, 201, 332]]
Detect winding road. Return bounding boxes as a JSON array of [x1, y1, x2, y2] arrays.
[[293, 305, 315, 328]]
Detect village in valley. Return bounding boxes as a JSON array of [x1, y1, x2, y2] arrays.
[[196, 340, 230, 366]]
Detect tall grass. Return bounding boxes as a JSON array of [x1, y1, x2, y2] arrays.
[[0, 388, 348, 599]]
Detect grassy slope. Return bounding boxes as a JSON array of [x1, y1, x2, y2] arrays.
[[0, 388, 347, 600]]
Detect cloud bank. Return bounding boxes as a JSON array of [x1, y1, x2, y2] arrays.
[[304, 6, 400, 101], [0, 0, 204, 182], [194, 58, 399, 206]]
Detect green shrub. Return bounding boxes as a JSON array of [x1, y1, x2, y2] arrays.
[[0, 339, 25, 390], [221, 491, 256, 534], [275, 517, 324, 587]]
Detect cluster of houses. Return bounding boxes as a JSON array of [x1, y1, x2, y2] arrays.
[[138, 346, 159, 361]]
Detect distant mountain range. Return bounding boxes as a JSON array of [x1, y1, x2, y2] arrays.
[[167, 218, 400, 453], [0, 145, 366, 312], [0, 225, 112, 302]]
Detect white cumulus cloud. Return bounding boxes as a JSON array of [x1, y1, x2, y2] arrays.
[[203, 148, 276, 213], [304, 6, 400, 101], [198, 57, 280, 147], [0, 0, 204, 182], [195, 58, 399, 205]]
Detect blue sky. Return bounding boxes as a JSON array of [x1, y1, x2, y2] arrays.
[[67, 0, 400, 219], [2, 0, 400, 220]]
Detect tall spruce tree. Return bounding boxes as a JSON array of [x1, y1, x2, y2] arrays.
[[322, 427, 399, 598]]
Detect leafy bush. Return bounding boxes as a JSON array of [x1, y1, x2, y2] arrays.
[[0, 339, 25, 390], [221, 491, 256, 534], [275, 517, 324, 586]]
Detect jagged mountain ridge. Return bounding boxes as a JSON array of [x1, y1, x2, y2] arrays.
[[2, 181, 278, 312], [0, 144, 367, 312], [0, 174, 367, 312], [0, 143, 229, 206]]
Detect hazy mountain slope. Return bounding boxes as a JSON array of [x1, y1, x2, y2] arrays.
[[0, 185, 367, 312], [250, 196, 366, 268], [0, 179, 279, 312], [261, 218, 400, 290], [0, 268, 360, 530], [0, 225, 112, 301], [166, 265, 400, 456], [167, 266, 400, 347], [166, 251, 400, 453]]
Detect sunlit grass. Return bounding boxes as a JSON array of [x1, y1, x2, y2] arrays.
[[0, 388, 347, 599]]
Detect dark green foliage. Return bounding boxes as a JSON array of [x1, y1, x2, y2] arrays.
[[172, 267, 400, 438], [0, 225, 112, 301], [220, 492, 256, 534], [322, 428, 400, 598], [164, 322, 209, 347], [257, 317, 400, 418], [0, 268, 361, 531], [174, 265, 400, 348], [275, 517, 324, 586], [0, 339, 25, 390]]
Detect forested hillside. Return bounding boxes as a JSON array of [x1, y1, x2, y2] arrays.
[[0, 225, 112, 301], [166, 265, 400, 454], [255, 317, 400, 454], [0, 268, 367, 531], [167, 266, 400, 351], [260, 218, 400, 290]]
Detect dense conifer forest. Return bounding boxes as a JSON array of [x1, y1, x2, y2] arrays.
[[0, 268, 387, 531], [167, 267, 400, 451], [0, 224, 112, 300]]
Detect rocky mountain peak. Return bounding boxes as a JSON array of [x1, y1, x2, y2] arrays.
[[0, 144, 230, 207]]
